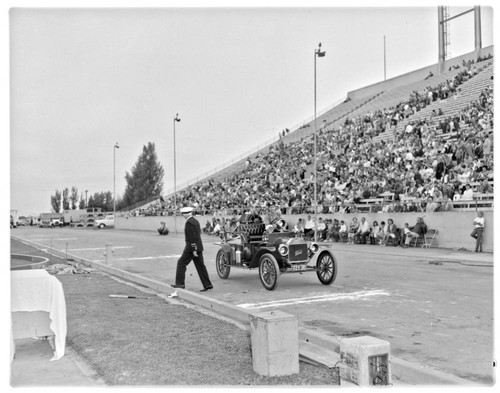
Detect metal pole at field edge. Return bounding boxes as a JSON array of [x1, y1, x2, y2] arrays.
[[314, 42, 325, 242], [113, 142, 119, 218], [173, 114, 181, 234]]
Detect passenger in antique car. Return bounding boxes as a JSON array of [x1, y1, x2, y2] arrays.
[[293, 218, 305, 235]]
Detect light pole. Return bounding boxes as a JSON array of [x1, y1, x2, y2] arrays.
[[314, 42, 325, 242], [173, 113, 181, 233], [85, 190, 88, 207], [113, 142, 119, 217]]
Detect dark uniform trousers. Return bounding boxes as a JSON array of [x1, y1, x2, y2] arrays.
[[175, 216, 212, 288], [175, 247, 212, 288]]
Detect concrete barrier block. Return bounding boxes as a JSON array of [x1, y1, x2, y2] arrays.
[[250, 310, 299, 376], [339, 336, 391, 386]]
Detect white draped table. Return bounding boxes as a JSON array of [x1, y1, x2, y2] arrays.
[[11, 269, 67, 361]]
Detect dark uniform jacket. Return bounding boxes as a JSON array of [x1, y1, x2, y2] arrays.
[[185, 216, 203, 252]]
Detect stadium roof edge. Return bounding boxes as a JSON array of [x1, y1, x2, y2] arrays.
[[347, 45, 493, 102]]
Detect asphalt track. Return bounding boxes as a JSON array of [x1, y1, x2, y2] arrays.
[[10, 226, 495, 385]]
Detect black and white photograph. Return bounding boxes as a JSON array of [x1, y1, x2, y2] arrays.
[[6, 1, 497, 389]]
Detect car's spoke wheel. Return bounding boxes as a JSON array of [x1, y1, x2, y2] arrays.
[[216, 249, 231, 279], [316, 252, 337, 285], [259, 254, 280, 290]]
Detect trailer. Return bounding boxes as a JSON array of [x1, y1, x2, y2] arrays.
[[63, 207, 102, 226]]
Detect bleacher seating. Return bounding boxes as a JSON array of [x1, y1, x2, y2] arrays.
[[131, 52, 493, 220]]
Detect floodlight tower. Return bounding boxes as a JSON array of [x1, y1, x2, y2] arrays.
[[438, 6, 483, 73]]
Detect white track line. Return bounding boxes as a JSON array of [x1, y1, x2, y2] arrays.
[[237, 289, 390, 309], [94, 255, 181, 262], [24, 234, 62, 238], [69, 246, 133, 251], [27, 238, 79, 241]]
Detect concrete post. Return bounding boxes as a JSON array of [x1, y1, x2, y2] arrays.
[[339, 336, 391, 386], [250, 310, 299, 376]]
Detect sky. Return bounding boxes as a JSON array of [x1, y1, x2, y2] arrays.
[[7, 2, 495, 216]]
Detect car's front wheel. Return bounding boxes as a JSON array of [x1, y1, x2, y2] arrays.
[[316, 251, 337, 285], [216, 249, 231, 279], [99, 224, 105, 229], [259, 253, 280, 290]]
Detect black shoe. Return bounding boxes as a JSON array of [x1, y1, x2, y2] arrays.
[[199, 286, 213, 292], [171, 284, 185, 289]]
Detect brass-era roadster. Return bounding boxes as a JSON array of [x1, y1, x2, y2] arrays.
[[215, 213, 338, 290]]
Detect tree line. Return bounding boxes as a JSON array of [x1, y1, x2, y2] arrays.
[[49, 142, 165, 213]]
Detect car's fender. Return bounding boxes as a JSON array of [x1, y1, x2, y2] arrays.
[[218, 243, 235, 265], [309, 247, 336, 264], [248, 247, 281, 269]]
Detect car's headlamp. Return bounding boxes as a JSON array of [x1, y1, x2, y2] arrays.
[[309, 243, 319, 254], [278, 244, 289, 256]]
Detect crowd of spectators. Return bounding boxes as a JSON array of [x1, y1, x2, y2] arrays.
[[288, 214, 430, 249], [132, 56, 493, 221]]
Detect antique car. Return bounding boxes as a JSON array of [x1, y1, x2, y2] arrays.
[[215, 213, 338, 290]]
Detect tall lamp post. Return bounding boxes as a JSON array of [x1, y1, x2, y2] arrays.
[[113, 142, 119, 217], [314, 42, 325, 242], [173, 113, 181, 233]]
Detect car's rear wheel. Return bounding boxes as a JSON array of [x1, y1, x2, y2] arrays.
[[259, 253, 280, 290], [216, 249, 231, 279], [316, 252, 337, 285], [99, 224, 105, 229]]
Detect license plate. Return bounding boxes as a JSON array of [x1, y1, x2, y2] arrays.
[[291, 264, 306, 271]]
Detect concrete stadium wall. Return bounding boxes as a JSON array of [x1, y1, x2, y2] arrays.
[[116, 211, 493, 253], [347, 46, 494, 101]]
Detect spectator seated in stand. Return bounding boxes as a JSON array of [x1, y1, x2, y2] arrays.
[[315, 217, 327, 240], [380, 218, 398, 246], [347, 217, 360, 245], [356, 217, 371, 244], [327, 218, 341, 242], [401, 223, 412, 247], [478, 178, 493, 194], [370, 220, 383, 245], [304, 215, 315, 239], [403, 217, 428, 247], [212, 219, 222, 236]]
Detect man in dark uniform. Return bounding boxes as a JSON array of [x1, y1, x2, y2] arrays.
[[171, 207, 213, 292]]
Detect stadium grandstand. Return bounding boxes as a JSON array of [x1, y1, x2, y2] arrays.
[[119, 8, 493, 252], [126, 51, 493, 215]]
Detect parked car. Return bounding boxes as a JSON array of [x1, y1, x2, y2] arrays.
[[95, 215, 115, 229], [214, 213, 338, 290], [50, 218, 63, 227]]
